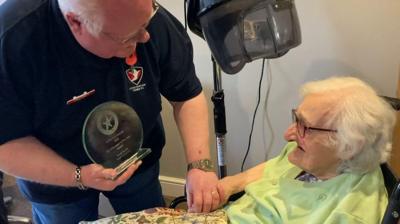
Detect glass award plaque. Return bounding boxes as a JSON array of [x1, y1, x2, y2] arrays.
[[82, 101, 151, 178]]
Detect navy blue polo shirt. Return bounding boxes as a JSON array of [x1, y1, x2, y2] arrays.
[[0, 0, 202, 203]]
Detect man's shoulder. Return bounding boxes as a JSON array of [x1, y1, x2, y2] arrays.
[[148, 7, 188, 42], [0, 0, 48, 37]]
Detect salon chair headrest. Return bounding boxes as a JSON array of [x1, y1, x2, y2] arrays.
[[381, 96, 400, 111]]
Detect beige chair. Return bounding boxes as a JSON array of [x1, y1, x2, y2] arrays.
[[1, 172, 31, 223]]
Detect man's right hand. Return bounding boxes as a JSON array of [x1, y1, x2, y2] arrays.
[[79, 161, 142, 191]]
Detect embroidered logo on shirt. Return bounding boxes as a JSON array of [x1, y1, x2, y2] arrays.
[[126, 67, 143, 85], [126, 66, 146, 92]]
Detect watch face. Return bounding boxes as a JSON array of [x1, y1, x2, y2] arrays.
[[201, 160, 212, 168], [188, 159, 214, 172]]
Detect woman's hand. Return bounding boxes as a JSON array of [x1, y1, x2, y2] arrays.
[[215, 176, 236, 209]]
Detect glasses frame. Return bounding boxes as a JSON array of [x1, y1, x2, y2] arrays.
[[100, 1, 159, 45], [291, 109, 337, 138]]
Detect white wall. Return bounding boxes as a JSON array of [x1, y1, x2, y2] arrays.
[[158, 0, 400, 179]]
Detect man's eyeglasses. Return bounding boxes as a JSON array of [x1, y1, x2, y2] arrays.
[[291, 109, 337, 138], [150, 1, 160, 19], [101, 1, 159, 45]]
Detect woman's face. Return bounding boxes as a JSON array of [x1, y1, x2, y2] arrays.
[[285, 94, 342, 180]]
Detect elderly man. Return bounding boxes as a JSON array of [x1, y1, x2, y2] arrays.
[[0, 0, 219, 223], [217, 76, 396, 223]]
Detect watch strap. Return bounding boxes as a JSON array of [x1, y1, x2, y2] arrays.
[[75, 166, 88, 190]]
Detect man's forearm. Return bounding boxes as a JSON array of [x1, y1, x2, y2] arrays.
[[172, 91, 211, 162], [0, 136, 76, 187]]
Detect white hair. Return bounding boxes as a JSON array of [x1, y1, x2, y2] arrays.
[[57, 0, 104, 36], [300, 76, 396, 174]]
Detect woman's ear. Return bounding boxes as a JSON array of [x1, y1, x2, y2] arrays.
[[341, 146, 354, 160], [341, 140, 366, 160], [65, 12, 83, 35]]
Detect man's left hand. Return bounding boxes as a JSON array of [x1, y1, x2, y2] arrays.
[[186, 169, 220, 213]]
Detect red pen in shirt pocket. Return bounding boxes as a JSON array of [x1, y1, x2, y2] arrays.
[[66, 89, 95, 105]]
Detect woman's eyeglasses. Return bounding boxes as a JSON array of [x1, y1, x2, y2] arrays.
[[291, 109, 337, 138]]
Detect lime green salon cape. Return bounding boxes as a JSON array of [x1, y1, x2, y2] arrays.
[[226, 142, 388, 224]]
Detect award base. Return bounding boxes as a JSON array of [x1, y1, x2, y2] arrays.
[[113, 148, 152, 179]]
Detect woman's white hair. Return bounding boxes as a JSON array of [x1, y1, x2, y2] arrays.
[[300, 76, 396, 174], [57, 0, 103, 36]]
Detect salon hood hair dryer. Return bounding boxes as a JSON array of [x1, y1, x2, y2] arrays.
[[188, 0, 301, 177], [170, 0, 302, 208], [187, 0, 302, 74]]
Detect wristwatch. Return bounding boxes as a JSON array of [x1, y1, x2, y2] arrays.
[[187, 159, 214, 172]]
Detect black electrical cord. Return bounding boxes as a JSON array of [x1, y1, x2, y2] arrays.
[[183, 0, 188, 31], [241, 59, 266, 172]]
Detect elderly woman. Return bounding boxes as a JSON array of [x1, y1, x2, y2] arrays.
[[219, 76, 396, 223], [81, 76, 396, 224]]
